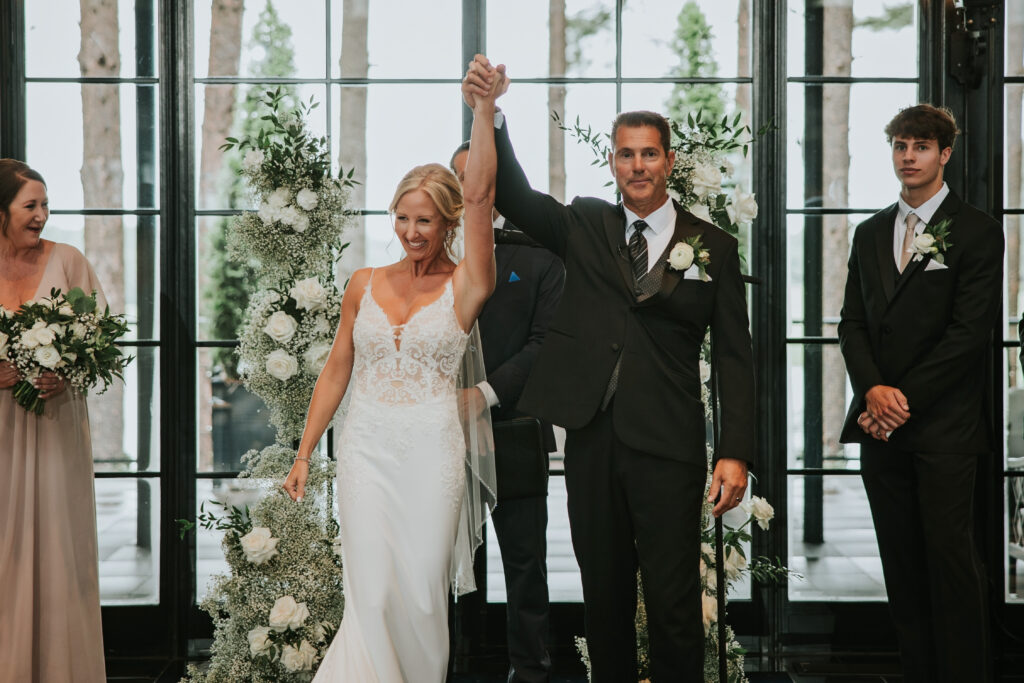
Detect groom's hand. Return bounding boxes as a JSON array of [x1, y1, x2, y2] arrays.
[[708, 457, 748, 518], [864, 384, 910, 431], [463, 54, 499, 109]]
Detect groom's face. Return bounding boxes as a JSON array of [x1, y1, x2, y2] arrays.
[[609, 125, 675, 216]]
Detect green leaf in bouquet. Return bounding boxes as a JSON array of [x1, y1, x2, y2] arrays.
[[66, 287, 98, 314]]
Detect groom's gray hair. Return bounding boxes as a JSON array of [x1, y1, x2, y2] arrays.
[[611, 111, 671, 154]]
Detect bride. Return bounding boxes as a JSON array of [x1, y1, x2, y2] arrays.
[[281, 67, 509, 681]]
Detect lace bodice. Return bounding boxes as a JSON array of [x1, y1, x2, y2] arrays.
[[350, 271, 469, 406]]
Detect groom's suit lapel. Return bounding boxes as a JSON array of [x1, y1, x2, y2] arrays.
[[872, 204, 899, 303]]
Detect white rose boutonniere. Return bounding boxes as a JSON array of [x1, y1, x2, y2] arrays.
[[265, 349, 299, 381], [239, 526, 280, 565], [909, 217, 954, 264], [264, 310, 298, 344], [268, 595, 310, 632], [667, 235, 711, 281]]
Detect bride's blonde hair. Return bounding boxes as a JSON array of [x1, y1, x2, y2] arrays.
[[389, 163, 464, 256]]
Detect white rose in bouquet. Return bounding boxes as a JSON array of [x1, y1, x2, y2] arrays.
[[304, 342, 332, 374], [277, 205, 301, 228], [242, 148, 265, 171], [668, 242, 695, 271], [22, 320, 56, 349], [692, 163, 723, 199], [247, 625, 273, 656], [58, 304, 74, 317], [269, 595, 310, 632], [70, 321, 89, 340], [0, 330, 9, 360], [267, 187, 290, 209], [265, 350, 299, 381], [741, 495, 775, 531], [296, 188, 319, 211], [239, 526, 280, 565], [264, 311, 298, 344], [34, 344, 62, 370], [257, 202, 280, 226], [688, 202, 712, 224], [280, 640, 317, 672], [725, 185, 758, 225], [290, 277, 328, 312]]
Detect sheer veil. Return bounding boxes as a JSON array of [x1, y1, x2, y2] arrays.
[[451, 322, 497, 596]]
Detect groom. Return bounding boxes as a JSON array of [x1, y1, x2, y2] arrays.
[[463, 56, 756, 681], [838, 104, 1001, 682]]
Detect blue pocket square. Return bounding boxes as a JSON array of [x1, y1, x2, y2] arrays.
[[509, 272, 520, 282]]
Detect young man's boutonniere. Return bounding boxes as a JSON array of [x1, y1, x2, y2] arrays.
[[667, 235, 711, 281], [910, 217, 954, 264]]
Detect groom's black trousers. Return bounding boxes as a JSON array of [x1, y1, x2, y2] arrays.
[[564, 402, 706, 682], [860, 441, 991, 683]]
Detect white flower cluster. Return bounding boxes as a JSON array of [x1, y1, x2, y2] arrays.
[[671, 142, 757, 234], [236, 278, 342, 442]]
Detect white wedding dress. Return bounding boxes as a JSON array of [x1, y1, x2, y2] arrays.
[[313, 271, 475, 683]]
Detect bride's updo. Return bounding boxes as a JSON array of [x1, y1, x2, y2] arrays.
[[389, 163, 464, 256]]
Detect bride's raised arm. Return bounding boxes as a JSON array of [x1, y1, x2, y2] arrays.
[[453, 63, 508, 329]]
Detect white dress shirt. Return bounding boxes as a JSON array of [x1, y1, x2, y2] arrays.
[[625, 198, 677, 273], [893, 182, 949, 267]]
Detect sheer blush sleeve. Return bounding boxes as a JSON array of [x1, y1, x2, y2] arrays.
[[57, 243, 108, 310]]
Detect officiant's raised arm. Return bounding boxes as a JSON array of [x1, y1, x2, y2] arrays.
[[453, 61, 507, 328]]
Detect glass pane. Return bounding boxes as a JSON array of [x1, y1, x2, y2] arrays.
[[97, 477, 160, 605], [787, 344, 861, 472], [487, 0, 615, 80], [785, 212, 871, 339], [622, 0, 749, 79], [787, 0, 917, 78], [787, 83, 918, 211], [1009, 474, 1024, 604], [39, 214, 160, 343], [26, 84, 160, 210], [196, 216, 254, 341], [26, 0, 156, 79], [197, 349, 277, 473], [1006, 348, 1024, 471], [1008, 84, 1024, 210], [194, 0, 326, 79], [91, 346, 160, 471], [195, 83, 328, 210], [1005, 221, 1022, 343], [788, 474, 886, 601], [332, 0, 461, 79], [195, 477, 266, 602], [330, 83, 464, 211]]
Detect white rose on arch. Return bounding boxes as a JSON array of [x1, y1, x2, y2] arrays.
[[239, 526, 280, 565], [247, 625, 273, 657], [280, 640, 318, 672], [242, 149, 265, 172], [295, 188, 319, 211], [726, 185, 758, 225], [268, 595, 310, 632], [277, 205, 301, 227], [292, 214, 310, 233], [688, 202, 712, 224], [699, 359, 712, 384], [741, 495, 775, 531], [257, 202, 280, 226], [290, 277, 328, 312], [304, 342, 333, 374], [691, 163, 723, 199], [265, 349, 299, 382], [723, 546, 748, 581], [701, 591, 719, 634], [267, 187, 290, 209], [264, 310, 298, 344]]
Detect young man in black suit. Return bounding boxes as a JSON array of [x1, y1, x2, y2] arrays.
[[451, 142, 565, 683], [462, 56, 756, 681], [838, 104, 1002, 683]]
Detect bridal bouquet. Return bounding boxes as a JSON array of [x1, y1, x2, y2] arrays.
[[4, 287, 131, 414]]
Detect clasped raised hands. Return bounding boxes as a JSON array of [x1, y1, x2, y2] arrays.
[[462, 54, 510, 110]]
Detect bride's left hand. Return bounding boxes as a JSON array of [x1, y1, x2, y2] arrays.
[[36, 371, 66, 399]]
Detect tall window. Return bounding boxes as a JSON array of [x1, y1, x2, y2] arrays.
[[23, 0, 161, 606]]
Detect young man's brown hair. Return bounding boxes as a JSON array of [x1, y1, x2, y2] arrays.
[[884, 103, 960, 151]]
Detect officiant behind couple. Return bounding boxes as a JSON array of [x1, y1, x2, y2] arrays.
[[280, 66, 509, 681]]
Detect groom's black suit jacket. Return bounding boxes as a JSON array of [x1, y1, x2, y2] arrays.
[[492, 120, 756, 468], [838, 190, 1003, 452]]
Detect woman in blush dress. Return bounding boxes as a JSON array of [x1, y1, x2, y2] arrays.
[[281, 68, 509, 682], [0, 159, 107, 683]]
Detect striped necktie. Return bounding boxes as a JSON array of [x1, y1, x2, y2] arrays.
[[628, 219, 649, 282]]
